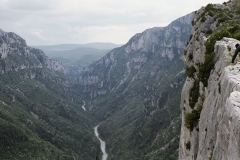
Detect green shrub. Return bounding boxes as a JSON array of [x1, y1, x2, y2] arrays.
[[188, 54, 193, 60], [205, 29, 231, 53], [234, 0, 240, 14], [201, 17, 206, 22], [228, 24, 240, 34], [189, 80, 199, 108], [208, 11, 214, 17], [199, 29, 232, 87], [218, 82, 221, 94], [218, 16, 228, 23], [0, 121, 28, 147], [186, 141, 191, 150], [206, 29, 213, 35], [186, 65, 196, 78], [184, 50, 187, 56], [185, 105, 202, 131], [233, 32, 240, 40], [205, 4, 214, 11], [189, 35, 193, 41], [192, 21, 195, 26], [198, 53, 215, 87]]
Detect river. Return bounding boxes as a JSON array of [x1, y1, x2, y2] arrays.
[[81, 100, 86, 111], [82, 101, 107, 159], [94, 125, 108, 160]]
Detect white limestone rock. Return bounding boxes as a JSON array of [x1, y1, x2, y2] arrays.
[[179, 36, 240, 160], [0, 29, 65, 74]]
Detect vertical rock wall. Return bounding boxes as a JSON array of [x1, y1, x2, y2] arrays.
[[179, 1, 240, 159]]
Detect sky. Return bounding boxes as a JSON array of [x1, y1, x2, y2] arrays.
[[0, 0, 227, 46]]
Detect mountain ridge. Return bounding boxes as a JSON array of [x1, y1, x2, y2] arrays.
[[32, 42, 122, 51], [0, 28, 100, 159]]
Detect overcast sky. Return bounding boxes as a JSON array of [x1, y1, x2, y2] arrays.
[[0, 0, 226, 45]]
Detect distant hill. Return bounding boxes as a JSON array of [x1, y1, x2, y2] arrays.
[[44, 47, 110, 61], [46, 47, 111, 76], [32, 43, 122, 76], [32, 42, 122, 51], [79, 42, 123, 50]]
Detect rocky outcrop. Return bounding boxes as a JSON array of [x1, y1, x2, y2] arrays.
[[125, 14, 193, 54], [180, 37, 240, 159], [0, 29, 65, 74], [198, 38, 240, 160], [179, 1, 240, 159]]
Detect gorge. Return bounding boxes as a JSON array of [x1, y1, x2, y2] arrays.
[[74, 12, 193, 159], [0, 0, 240, 159]]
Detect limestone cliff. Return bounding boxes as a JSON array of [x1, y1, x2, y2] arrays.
[[179, 1, 240, 159], [76, 13, 193, 95], [0, 29, 65, 75]]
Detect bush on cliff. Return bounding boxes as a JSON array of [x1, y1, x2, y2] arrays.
[[184, 105, 202, 131]]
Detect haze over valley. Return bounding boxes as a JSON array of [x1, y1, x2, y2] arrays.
[[1, 0, 240, 160]]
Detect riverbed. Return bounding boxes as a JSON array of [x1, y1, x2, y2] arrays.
[[81, 100, 86, 111], [94, 125, 108, 160]]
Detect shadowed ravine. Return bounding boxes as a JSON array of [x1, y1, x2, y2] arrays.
[[94, 125, 108, 160]]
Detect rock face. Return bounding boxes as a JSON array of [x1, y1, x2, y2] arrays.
[[0, 29, 65, 75], [76, 13, 193, 93], [179, 1, 240, 159], [180, 37, 240, 159], [76, 13, 193, 159]]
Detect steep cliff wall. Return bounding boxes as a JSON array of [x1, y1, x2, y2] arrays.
[[180, 37, 240, 159], [0, 29, 65, 75], [76, 13, 192, 98], [179, 1, 240, 159]]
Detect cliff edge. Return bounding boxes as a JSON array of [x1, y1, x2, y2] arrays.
[[0, 29, 65, 74], [180, 37, 240, 160], [179, 1, 240, 159]]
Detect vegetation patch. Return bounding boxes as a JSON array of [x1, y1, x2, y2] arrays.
[[198, 24, 240, 87], [189, 80, 199, 109], [186, 141, 191, 150], [188, 54, 193, 60], [186, 65, 196, 78], [184, 50, 187, 56], [218, 82, 221, 94], [184, 0, 240, 134], [185, 105, 202, 131], [0, 120, 28, 148], [192, 4, 240, 87], [201, 16, 206, 22]]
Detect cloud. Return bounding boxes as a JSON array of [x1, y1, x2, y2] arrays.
[[0, 0, 227, 45], [6, 0, 54, 11], [134, 12, 147, 17]]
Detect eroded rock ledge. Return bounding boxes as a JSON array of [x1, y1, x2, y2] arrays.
[[179, 37, 240, 160]]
